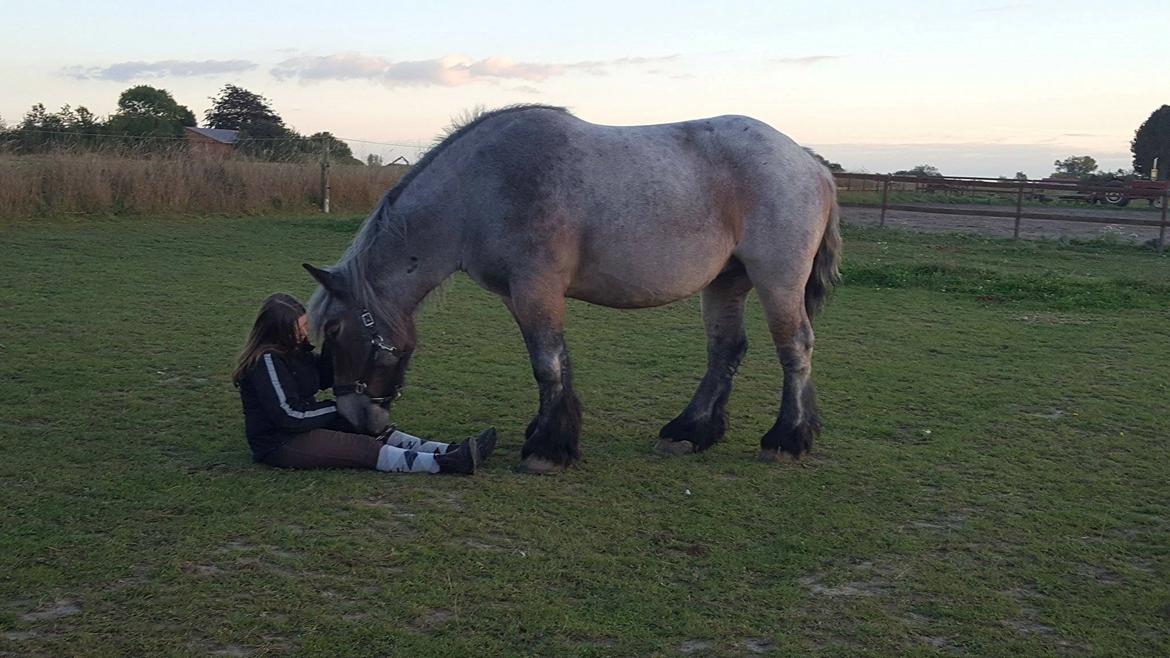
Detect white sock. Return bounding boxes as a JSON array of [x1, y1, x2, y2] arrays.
[[384, 429, 452, 454], [375, 445, 439, 473]]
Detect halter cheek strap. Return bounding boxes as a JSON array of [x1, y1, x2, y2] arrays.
[[331, 307, 404, 405]]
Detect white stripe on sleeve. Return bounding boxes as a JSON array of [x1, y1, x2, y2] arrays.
[[263, 354, 336, 420]]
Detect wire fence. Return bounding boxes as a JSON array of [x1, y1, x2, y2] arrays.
[[834, 172, 1169, 251]]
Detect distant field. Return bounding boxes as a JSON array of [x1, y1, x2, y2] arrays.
[[2, 216, 1168, 656]]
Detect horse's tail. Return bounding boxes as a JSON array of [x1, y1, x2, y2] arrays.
[[804, 178, 842, 320]]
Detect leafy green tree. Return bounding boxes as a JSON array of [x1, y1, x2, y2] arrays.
[[1014, 171, 1028, 180], [306, 131, 361, 165], [893, 164, 942, 177], [105, 86, 195, 137], [1131, 105, 1170, 180], [367, 153, 383, 167], [804, 148, 844, 172], [1051, 155, 1097, 179], [205, 84, 288, 138], [20, 103, 62, 130]]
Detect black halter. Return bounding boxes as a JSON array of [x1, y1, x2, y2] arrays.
[[331, 307, 404, 405]]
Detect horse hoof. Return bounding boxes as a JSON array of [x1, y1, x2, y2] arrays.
[[655, 439, 695, 456], [758, 449, 800, 464], [515, 456, 566, 475]]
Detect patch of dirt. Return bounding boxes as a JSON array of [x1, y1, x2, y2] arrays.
[[446, 492, 464, 510], [1002, 605, 1090, 653], [1002, 618, 1058, 636], [218, 539, 255, 552], [911, 508, 973, 531], [743, 637, 774, 654], [799, 558, 906, 599], [411, 608, 454, 633], [181, 562, 223, 576], [20, 599, 81, 622], [264, 546, 300, 560], [1073, 564, 1123, 586], [918, 635, 953, 650], [105, 565, 151, 591], [798, 576, 884, 597], [678, 639, 713, 654]]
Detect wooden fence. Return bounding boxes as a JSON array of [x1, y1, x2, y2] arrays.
[[833, 173, 1169, 251]]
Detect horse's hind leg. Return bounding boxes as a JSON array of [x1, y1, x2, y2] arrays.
[[657, 266, 753, 455], [755, 286, 819, 462], [506, 284, 582, 475]]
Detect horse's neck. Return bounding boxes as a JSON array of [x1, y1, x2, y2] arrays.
[[364, 229, 458, 314]]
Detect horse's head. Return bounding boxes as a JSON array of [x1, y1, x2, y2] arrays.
[[303, 263, 416, 433]]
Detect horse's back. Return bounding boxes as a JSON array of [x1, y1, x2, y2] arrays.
[[462, 109, 833, 307]]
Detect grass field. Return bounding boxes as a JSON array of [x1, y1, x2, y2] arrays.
[[2, 215, 1169, 656]]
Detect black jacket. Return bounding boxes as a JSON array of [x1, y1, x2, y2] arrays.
[[238, 343, 337, 460]]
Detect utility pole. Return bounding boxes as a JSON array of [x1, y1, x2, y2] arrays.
[[320, 139, 331, 214]]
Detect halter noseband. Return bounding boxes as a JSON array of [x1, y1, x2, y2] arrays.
[[331, 307, 405, 405]]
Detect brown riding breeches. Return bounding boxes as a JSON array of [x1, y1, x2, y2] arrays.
[[261, 429, 382, 470]]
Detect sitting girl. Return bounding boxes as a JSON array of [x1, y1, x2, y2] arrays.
[[233, 293, 495, 475]]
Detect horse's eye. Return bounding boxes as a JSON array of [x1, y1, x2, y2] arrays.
[[326, 323, 341, 338]]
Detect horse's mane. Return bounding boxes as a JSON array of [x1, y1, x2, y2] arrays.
[[308, 104, 570, 338]]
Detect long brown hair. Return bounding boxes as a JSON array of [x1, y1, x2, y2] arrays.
[[232, 293, 307, 384]]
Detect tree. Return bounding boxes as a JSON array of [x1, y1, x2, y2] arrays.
[[804, 147, 843, 172], [367, 153, 383, 167], [21, 103, 60, 130], [893, 164, 942, 177], [105, 85, 195, 137], [1131, 105, 1170, 180], [1051, 155, 1097, 179], [1014, 171, 1028, 180], [205, 84, 288, 138]]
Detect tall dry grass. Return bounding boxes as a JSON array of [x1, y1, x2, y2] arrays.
[[0, 151, 406, 219]]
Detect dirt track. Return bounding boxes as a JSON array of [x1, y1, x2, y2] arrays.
[[840, 203, 1166, 244]]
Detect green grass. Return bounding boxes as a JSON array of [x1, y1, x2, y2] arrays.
[[2, 216, 1168, 656]]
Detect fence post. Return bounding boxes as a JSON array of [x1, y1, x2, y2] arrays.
[[1159, 190, 1167, 252], [320, 140, 331, 214], [1014, 180, 1025, 239], [879, 175, 891, 228]]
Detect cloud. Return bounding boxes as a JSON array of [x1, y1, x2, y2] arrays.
[[770, 55, 843, 66], [270, 53, 677, 87], [511, 84, 543, 95], [64, 59, 257, 81]]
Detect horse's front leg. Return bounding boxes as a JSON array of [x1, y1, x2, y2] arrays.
[[507, 285, 582, 475]]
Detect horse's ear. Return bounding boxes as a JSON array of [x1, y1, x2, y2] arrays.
[[303, 263, 348, 300]]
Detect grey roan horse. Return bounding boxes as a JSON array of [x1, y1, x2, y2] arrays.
[[305, 105, 840, 474]]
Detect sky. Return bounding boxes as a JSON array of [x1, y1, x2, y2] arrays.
[[4, 0, 1167, 176]]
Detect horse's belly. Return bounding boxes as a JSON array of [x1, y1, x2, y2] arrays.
[[566, 236, 732, 308]]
